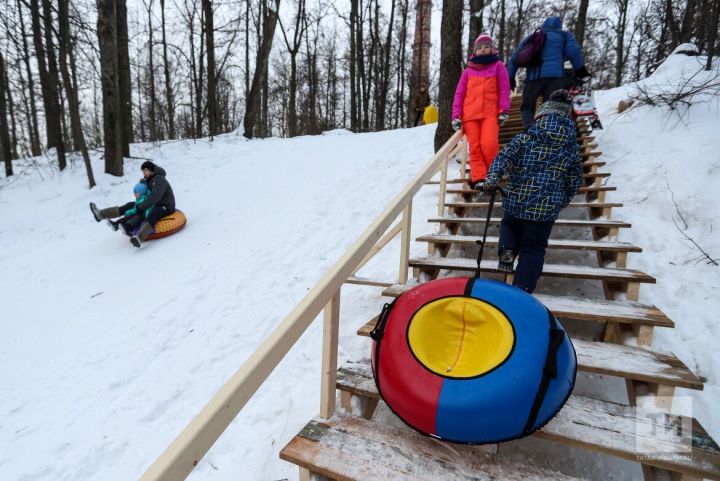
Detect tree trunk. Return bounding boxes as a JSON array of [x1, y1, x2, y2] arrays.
[[407, 0, 431, 126], [146, 0, 159, 140], [278, 0, 305, 137], [706, 0, 720, 69], [468, 0, 485, 54], [375, 0, 395, 130], [160, 0, 176, 139], [575, 0, 590, 47], [433, 0, 463, 152], [59, 0, 95, 188], [97, 0, 124, 175], [394, 0, 408, 128], [203, 0, 218, 137], [116, 0, 133, 154], [0, 51, 13, 176], [16, 0, 41, 156], [31, 0, 67, 170], [355, 0, 367, 130], [243, 0, 280, 138], [350, 0, 358, 131], [498, 0, 506, 60], [614, 0, 630, 86]]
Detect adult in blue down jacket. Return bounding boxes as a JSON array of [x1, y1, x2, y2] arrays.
[[483, 90, 582, 293], [508, 16, 590, 127]]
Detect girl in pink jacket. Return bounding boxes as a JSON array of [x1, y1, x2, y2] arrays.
[[452, 33, 511, 186]]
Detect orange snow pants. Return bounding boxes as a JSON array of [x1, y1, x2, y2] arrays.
[[463, 118, 499, 183]]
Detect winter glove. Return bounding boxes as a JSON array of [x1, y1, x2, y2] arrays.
[[451, 118, 462, 131], [509, 77, 517, 91], [573, 65, 592, 84], [483, 182, 497, 193], [498, 113, 510, 126]]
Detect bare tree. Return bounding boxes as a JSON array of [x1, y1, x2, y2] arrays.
[[58, 0, 95, 187], [278, 0, 307, 137], [31, 0, 67, 170], [0, 50, 12, 176], [244, 0, 280, 138], [375, 0, 395, 130], [203, 0, 218, 136], [575, 0, 590, 47], [14, 0, 41, 156], [160, 0, 176, 139], [407, 0, 431, 126], [117, 0, 133, 153], [97, 0, 124, 175], [434, 0, 463, 151]]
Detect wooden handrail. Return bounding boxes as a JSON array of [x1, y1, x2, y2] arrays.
[[137, 130, 464, 481]]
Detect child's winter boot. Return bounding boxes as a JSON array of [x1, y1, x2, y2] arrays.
[[130, 222, 154, 248]]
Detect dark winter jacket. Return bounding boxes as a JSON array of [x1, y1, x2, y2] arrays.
[[485, 113, 582, 222], [136, 166, 176, 213], [508, 16, 585, 82]]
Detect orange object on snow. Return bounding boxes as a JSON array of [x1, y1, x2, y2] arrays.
[[147, 210, 187, 240]]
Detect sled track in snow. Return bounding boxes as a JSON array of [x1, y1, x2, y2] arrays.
[[138, 97, 720, 481]]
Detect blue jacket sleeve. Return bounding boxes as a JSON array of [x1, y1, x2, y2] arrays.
[[563, 31, 584, 69]]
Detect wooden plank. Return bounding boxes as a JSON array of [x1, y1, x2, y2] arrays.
[[428, 216, 631, 228], [408, 257, 656, 283], [341, 332, 701, 390], [344, 277, 394, 288], [378, 283, 673, 328], [428, 172, 610, 185], [320, 290, 341, 419], [398, 203, 412, 284], [330, 365, 719, 479], [416, 234, 642, 253], [444, 201, 623, 209], [280, 417, 591, 481], [446, 185, 616, 195]]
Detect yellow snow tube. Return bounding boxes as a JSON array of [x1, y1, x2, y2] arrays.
[[147, 210, 187, 240], [423, 104, 439, 124]]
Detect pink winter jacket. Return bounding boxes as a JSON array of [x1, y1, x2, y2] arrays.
[[452, 60, 511, 121]]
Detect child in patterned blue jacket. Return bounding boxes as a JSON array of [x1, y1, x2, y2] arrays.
[[484, 90, 582, 293]]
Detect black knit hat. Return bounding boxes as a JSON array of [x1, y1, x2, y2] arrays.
[[141, 161, 156, 172], [548, 89, 572, 104]]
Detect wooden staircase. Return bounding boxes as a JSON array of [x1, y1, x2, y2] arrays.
[[279, 98, 720, 480]]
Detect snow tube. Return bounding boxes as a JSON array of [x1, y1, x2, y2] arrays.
[[129, 209, 187, 240], [371, 277, 576, 444]]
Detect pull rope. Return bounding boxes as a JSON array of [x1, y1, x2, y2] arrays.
[[474, 187, 499, 279]]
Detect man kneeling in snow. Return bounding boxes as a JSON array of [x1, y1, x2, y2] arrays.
[[90, 161, 176, 248], [482, 90, 582, 293]]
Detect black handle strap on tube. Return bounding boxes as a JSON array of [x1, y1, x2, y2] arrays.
[[474, 186, 498, 279]]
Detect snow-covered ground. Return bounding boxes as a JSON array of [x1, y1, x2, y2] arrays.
[[1, 50, 718, 481]]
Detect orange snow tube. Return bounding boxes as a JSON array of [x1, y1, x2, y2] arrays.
[[146, 210, 187, 240]]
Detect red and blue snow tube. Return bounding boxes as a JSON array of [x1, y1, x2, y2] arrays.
[[370, 277, 576, 444]]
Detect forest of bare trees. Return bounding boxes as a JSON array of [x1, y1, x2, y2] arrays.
[[0, 0, 719, 183]]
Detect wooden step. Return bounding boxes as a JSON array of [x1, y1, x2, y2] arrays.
[[408, 257, 655, 283], [447, 185, 615, 196], [416, 234, 641, 253], [378, 283, 673, 328], [444, 201, 623, 209], [428, 216, 631, 229], [428, 172, 610, 185], [281, 416, 590, 481], [332, 362, 720, 480]]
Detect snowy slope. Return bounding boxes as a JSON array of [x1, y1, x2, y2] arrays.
[[0, 126, 445, 481], [592, 50, 720, 439]]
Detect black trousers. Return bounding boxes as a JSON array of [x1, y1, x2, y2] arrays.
[[520, 77, 569, 127], [145, 204, 174, 227], [498, 213, 555, 293]]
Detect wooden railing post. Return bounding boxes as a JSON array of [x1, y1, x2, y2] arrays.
[[460, 137, 468, 179], [398, 203, 413, 284], [320, 289, 341, 419]]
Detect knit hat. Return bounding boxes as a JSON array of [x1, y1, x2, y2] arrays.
[[473, 33, 495, 49], [141, 161, 156, 172], [534, 89, 572, 119], [133, 183, 148, 196]]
